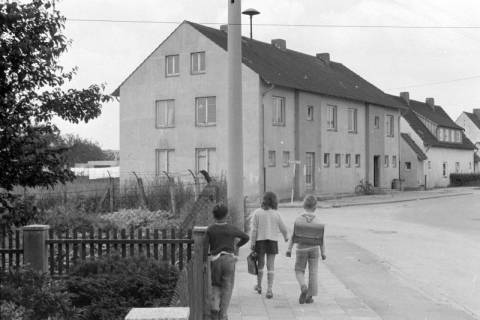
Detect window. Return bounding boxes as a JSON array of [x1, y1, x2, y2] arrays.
[[374, 116, 380, 129], [305, 152, 315, 187], [196, 97, 216, 126], [443, 128, 448, 142], [405, 162, 412, 170], [455, 162, 460, 173], [455, 130, 461, 143], [385, 115, 394, 137], [392, 155, 397, 168], [348, 108, 358, 133], [428, 161, 431, 169], [306, 105, 314, 121], [355, 154, 361, 167], [282, 151, 290, 167], [272, 96, 285, 125], [384, 155, 389, 168], [191, 52, 205, 74], [449, 129, 454, 142], [327, 105, 337, 130], [155, 100, 175, 127], [442, 162, 447, 177], [155, 149, 174, 175], [165, 55, 179, 76], [323, 153, 330, 167], [268, 151, 276, 167], [335, 154, 341, 167], [345, 154, 351, 167], [438, 128, 444, 141], [196, 148, 217, 174]]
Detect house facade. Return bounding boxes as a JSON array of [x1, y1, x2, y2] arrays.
[[113, 21, 405, 199], [456, 109, 480, 172], [393, 93, 475, 189]]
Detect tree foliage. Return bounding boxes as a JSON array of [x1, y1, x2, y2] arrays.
[[0, 0, 111, 226], [61, 134, 109, 166]]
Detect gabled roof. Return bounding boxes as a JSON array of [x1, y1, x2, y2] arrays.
[[187, 21, 404, 108], [113, 21, 404, 109], [401, 133, 427, 161], [464, 112, 480, 130]]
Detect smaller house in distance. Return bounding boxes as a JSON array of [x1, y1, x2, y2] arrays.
[[456, 109, 480, 172], [392, 92, 475, 189]]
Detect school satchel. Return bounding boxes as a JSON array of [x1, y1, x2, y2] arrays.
[[247, 251, 258, 275], [292, 218, 324, 246]]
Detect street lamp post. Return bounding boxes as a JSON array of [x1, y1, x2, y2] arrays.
[[242, 8, 260, 39]]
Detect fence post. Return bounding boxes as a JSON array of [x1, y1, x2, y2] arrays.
[[23, 224, 50, 273], [191, 226, 210, 320]]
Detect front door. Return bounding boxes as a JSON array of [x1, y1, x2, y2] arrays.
[[373, 155, 380, 187]]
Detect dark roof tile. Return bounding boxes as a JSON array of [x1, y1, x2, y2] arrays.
[[465, 112, 480, 130]]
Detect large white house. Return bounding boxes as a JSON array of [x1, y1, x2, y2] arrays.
[[456, 109, 480, 172], [113, 21, 406, 199], [391, 93, 475, 189]]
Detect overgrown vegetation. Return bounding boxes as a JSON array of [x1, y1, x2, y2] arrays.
[[450, 173, 480, 186]]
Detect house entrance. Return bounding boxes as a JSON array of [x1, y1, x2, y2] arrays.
[[373, 155, 380, 187]]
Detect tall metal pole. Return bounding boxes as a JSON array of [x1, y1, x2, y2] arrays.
[[249, 16, 253, 39], [227, 0, 244, 230]]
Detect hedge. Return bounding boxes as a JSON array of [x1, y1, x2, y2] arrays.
[[449, 173, 480, 186]]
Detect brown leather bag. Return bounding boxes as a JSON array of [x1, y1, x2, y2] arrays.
[[292, 216, 324, 246]]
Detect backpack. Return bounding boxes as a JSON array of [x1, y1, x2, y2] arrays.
[[292, 215, 324, 246]]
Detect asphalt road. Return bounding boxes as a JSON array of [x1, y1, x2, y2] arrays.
[[280, 189, 480, 319]]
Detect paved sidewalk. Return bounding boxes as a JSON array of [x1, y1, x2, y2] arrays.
[[229, 241, 382, 320], [279, 187, 475, 209]]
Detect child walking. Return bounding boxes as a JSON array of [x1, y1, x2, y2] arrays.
[[206, 204, 249, 320], [286, 195, 326, 304], [249, 191, 289, 299]]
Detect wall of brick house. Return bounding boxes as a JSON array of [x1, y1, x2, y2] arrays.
[[368, 105, 401, 188], [119, 23, 261, 196]]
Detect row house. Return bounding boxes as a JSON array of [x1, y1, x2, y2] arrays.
[[113, 21, 406, 199], [391, 93, 475, 189], [456, 109, 480, 172]]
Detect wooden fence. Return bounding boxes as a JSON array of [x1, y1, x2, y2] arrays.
[[0, 228, 23, 271]]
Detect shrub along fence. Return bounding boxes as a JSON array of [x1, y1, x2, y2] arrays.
[[0, 224, 211, 320], [450, 173, 480, 186]]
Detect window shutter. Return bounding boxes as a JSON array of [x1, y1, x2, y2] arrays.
[[200, 52, 205, 71], [208, 149, 217, 175], [192, 54, 198, 72], [167, 100, 174, 126], [174, 55, 179, 73], [197, 98, 206, 124], [156, 101, 165, 126]]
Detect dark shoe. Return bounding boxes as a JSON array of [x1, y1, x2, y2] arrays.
[[299, 285, 308, 304], [266, 289, 273, 299], [254, 284, 262, 294], [305, 296, 314, 304]]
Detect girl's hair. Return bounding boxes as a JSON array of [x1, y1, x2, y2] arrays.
[[261, 191, 278, 210], [303, 194, 317, 211]]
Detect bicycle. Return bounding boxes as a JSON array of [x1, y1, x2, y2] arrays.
[[354, 179, 375, 195]]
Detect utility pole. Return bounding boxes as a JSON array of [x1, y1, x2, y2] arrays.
[[227, 0, 244, 231]]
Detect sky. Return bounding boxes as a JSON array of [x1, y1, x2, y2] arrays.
[[54, 0, 480, 150]]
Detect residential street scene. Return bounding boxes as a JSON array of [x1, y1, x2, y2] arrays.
[[232, 188, 480, 320]]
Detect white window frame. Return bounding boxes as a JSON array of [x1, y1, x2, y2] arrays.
[[282, 151, 290, 167], [335, 153, 341, 168], [272, 96, 285, 125], [165, 54, 179, 76], [195, 148, 216, 174], [355, 154, 361, 167], [268, 150, 276, 167], [455, 162, 460, 173], [347, 108, 357, 133], [305, 152, 315, 187], [306, 105, 314, 121], [385, 115, 394, 137], [155, 99, 175, 128], [323, 153, 330, 167], [195, 96, 216, 126], [442, 162, 448, 177], [405, 162, 412, 171], [428, 161, 431, 170], [327, 105, 337, 130], [392, 155, 397, 168], [155, 149, 174, 175], [345, 154, 351, 167], [384, 155, 389, 168], [374, 115, 380, 129], [191, 51, 206, 74], [455, 130, 461, 143]]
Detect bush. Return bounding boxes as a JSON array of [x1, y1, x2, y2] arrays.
[[449, 173, 480, 186], [66, 255, 179, 320], [0, 268, 77, 320], [99, 208, 182, 230]]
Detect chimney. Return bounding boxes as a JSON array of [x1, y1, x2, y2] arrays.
[[316, 53, 330, 65], [400, 92, 410, 105], [271, 39, 286, 50], [220, 24, 228, 33], [426, 98, 435, 110], [473, 108, 480, 119]]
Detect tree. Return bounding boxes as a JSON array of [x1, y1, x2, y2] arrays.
[[61, 134, 109, 166], [0, 0, 111, 227]]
